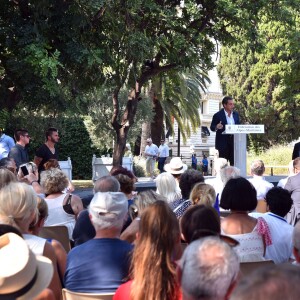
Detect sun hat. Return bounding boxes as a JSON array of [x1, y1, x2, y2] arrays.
[[89, 192, 128, 219], [0, 233, 53, 300], [164, 157, 188, 174]]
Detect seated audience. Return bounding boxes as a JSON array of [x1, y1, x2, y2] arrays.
[[40, 168, 83, 239], [114, 201, 181, 300], [180, 205, 238, 247], [29, 197, 67, 283], [64, 192, 133, 293], [248, 159, 273, 212], [205, 157, 228, 199], [180, 205, 220, 244], [0, 157, 17, 175], [277, 160, 295, 188], [156, 172, 182, 203], [72, 175, 120, 246], [178, 237, 239, 300], [0, 182, 62, 299], [231, 264, 300, 300], [293, 221, 300, 264], [171, 169, 204, 218], [18, 162, 44, 196], [0, 168, 17, 189], [164, 157, 188, 187], [285, 157, 300, 225], [220, 177, 272, 262], [250, 187, 294, 264], [44, 159, 75, 193], [189, 183, 216, 206], [120, 190, 166, 243], [0, 232, 55, 300]]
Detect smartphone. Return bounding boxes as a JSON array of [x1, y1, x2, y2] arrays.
[[20, 165, 29, 176]]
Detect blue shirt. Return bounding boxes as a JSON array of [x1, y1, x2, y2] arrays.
[[8, 143, 29, 167], [64, 238, 133, 293], [0, 134, 15, 159]]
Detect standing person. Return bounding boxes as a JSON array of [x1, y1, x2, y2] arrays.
[[34, 127, 59, 174], [8, 128, 30, 168], [285, 157, 300, 225], [144, 138, 158, 179], [191, 153, 197, 170], [0, 128, 15, 159], [201, 155, 208, 175], [210, 96, 240, 166], [292, 141, 300, 160], [158, 139, 169, 173]]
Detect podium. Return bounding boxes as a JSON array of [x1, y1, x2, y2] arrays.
[[223, 125, 264, 176]]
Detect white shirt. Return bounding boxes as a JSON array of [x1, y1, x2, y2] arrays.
[[158, 144, 169, 158], [225, 110, 235, 125], [248, 175, 274, 200], [250, 212, 294, 264], [145, 143, 158, 157]]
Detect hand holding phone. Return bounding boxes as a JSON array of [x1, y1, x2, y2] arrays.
[[20, 165, 29, 176]]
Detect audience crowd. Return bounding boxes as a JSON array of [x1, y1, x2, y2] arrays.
[[1, 137, 300, 300]]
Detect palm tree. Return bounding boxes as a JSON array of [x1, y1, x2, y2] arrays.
[[150, 67, 211, 145]]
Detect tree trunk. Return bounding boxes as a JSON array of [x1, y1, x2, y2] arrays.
[[140, 121, 151, 155], [111, 86, 139, 167], [150, 77, 164, 146]]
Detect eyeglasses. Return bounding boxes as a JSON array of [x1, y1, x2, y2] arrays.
[[23, 134, 30, 138]]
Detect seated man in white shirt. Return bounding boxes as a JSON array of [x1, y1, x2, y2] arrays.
[[250, 187, 294, 264], [248, 159, 273, 212]]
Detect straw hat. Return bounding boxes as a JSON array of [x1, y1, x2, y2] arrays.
[[164, 157, 188, 174], [0, 233, 53, 300]]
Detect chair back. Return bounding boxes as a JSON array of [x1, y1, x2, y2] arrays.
[[39, 226, 71, 253], [240, 260, 274, 277], [62, 288, 115, 300]]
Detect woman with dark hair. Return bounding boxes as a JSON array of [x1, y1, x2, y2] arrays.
[[114, 201, 181, 300], [220, 177, 272, 262], [181, 205, 220, 244]]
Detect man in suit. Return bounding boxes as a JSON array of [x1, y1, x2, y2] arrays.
[[210, 96, 240, 165], [285, 157, 300, 225], [292, 142, 300, 160]]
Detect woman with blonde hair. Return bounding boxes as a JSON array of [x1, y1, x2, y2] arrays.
[[40, 168, 83, 240], [0, 167, 17, 189], [29, 197, 67, 283], [115, 201, 181, 300], [0, 182, 62, 299], [190, 182, 216, 206]]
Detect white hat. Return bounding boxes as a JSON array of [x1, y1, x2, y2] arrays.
[[164, 157, 188, 174], [89, 192, 128, 219], [0, 233, 53, 300]]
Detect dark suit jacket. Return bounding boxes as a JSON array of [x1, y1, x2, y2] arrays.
[[292, 142, 300, 160], [210, 109, 240, 153]]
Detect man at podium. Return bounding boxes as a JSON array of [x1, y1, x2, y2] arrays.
[[210, 96, 240, 166]]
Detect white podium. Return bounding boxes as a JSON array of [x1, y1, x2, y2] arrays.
[[224, 125, 264, 176]]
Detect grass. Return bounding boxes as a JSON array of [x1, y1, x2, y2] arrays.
[[247, 145, 293, 175], [73, 180, 93, 189]]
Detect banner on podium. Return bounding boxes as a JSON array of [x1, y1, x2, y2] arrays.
[[224, 124, 265, 134]]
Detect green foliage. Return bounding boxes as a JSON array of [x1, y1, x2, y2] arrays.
[[58, 118, 105, 179], [6, 111, 105, 179], [218, 2, 300, 151], [247, 145, 293, 175], [84, 86, 154, 148], [160, 67, 210, 142]]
